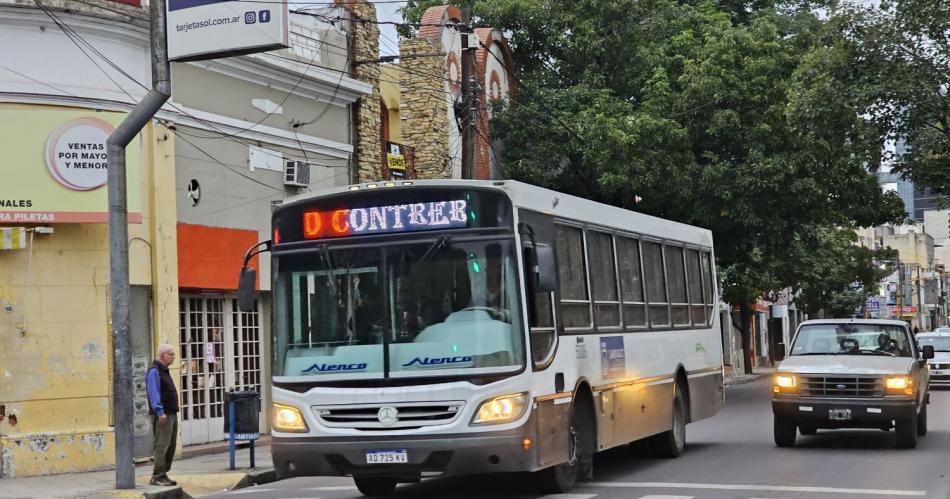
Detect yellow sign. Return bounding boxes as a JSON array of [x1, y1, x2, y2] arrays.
[[0, 107, 142, 224], [387, 153, 407, 172]]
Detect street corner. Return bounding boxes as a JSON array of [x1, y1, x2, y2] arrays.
[[167, 468, 277, 497]]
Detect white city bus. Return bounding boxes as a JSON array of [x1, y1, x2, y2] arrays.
[[238, 180, 723, 495]]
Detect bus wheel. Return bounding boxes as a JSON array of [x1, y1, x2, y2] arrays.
[[650, 384, 687, 458], [536, 403, 591, 493], [353, 476, 397, 496]]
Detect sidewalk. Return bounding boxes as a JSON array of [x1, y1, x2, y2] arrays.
[[0, 443, 275, 499], [724, 365, 775, 386]]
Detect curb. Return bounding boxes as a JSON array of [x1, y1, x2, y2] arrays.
[[90, 468, 276, 499]]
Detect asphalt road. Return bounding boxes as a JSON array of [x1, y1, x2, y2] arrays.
[[209, 379, 950, 499]]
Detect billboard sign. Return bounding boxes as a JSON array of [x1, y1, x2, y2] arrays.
[[167, 0, 289, 62], [0, 108, 141, 224]]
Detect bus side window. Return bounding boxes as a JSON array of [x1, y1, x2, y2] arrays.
[[642, 240, 669, 327], [523, 245, 556, 367], [686, 248, 706, 326], [665, 244, 690, 326], [555, 224, 592, 329], [701, 251, 715, 322]]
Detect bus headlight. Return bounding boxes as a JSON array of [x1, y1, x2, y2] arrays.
[[471, 393, 528, 425], [886, 376, 914, 396], [273, 403, 309, 432]]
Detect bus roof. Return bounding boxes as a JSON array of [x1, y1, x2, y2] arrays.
[[281, 179, 713, 247]]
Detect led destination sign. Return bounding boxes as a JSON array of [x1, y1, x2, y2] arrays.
[[303, 200, 469, 239]]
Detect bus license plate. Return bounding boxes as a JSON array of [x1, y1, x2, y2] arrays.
[[829, 409, 852, 421], [366, 449, 408, 464]]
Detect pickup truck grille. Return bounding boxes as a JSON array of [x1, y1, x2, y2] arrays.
[[798, 375, 884, 398]]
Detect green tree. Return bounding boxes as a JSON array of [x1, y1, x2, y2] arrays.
[[836, 0, 949, 194], [404, 1, 906, 372], [793, 228, 897, 318]]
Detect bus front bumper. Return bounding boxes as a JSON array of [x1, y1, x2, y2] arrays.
[[271, 425, 539, 479]]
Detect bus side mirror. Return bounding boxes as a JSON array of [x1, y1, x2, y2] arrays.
[[922, 345, 935, 360], [534, 244, 557, 293], [237, 267, 257, 312]]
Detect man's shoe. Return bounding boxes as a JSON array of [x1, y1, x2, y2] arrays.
[[161, 474, 178, 485], [149, 475, 175, 486]]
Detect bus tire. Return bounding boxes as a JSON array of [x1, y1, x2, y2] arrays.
[[353, 476, 397, 496], [650, 383, 687, 458], [536, 400, 593, 493]]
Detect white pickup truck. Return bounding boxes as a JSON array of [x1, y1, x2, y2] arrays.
[[771, 319, 933, 448]]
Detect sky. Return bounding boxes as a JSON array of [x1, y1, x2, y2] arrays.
[[374, 1, 405, 57]]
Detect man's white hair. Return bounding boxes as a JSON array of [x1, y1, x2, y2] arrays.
[[157, 343, 175, 355]]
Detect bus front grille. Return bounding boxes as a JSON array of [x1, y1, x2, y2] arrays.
[[313, 401, 465, 430], [798, 375, 884, 398]]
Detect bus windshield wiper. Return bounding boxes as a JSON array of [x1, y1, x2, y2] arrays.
[[318, 244, 338, 296], [417, 235, 451, 264]]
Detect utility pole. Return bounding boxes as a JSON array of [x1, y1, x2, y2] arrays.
[[459, 9, 476, 180], [107, 0, 170, 489]]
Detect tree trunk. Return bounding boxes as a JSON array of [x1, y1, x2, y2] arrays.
[[740, 303, 754, 375]]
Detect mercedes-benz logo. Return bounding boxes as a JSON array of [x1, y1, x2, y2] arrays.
[[377, 406, 399, 426]]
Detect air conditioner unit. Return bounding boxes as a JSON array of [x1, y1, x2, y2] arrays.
[[284, 161, 310, 187]]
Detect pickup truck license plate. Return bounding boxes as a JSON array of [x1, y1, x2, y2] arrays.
[[829, 409, 852, 421], [366, 449, 408, 464]]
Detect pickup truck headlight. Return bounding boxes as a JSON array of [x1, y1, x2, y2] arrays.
[[471, 393, 528, 425], [885, 376, 914, 396], [273, 403, 309, 432], [773, 375, 797, 394]]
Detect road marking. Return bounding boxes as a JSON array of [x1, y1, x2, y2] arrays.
[[540, 495, 598, 499], [586, 482, 926, 496], [637, 495, 694, 499], [228, 489, 276, 495]]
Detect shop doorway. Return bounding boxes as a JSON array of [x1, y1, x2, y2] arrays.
[[178, 296, 262, 445]]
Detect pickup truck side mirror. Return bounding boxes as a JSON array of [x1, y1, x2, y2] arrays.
[[922, 345, 935, 360]]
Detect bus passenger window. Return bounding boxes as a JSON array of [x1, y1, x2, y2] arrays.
[[665, 245, 690, 326], [617, 237, 646, 327], [686, 249, 706, 325], [642, 241, 669, 327], [588, 231, 620, 328], [555, 225, 592, 328]]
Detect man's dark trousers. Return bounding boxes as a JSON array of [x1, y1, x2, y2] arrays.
[[151, 414, 178, 477]]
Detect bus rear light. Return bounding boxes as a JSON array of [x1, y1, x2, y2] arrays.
[[273, 228, 280, 244]]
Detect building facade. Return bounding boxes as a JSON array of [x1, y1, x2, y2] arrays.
[[0, 0, 368, 476], [0, 0, 178, 477]]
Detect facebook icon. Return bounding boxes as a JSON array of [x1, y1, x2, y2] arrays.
[[258, 10, 271, 23]]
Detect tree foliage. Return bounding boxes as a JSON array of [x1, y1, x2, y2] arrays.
[[400, 0, 906, 310], [835, 0, 949, 195], [793, 228, 897, 318]]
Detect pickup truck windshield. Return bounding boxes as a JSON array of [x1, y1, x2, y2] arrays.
[[790, 324, 913, 357]]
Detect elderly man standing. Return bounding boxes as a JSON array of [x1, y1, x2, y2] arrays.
[[146, 344, 179, 486]]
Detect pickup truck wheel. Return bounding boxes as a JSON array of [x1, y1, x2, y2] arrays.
[[774, 415, 797, 447], [798, 423, 817, 436], [895, 415, 918, 449], [916, 403, 927, 436]]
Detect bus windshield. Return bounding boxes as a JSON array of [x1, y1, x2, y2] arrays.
[[273, 238, 525, 379]]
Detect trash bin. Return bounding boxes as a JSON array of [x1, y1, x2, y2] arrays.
[[223, 390, 260, 434]]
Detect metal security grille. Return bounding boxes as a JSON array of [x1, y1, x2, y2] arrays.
[[799, 375, 884, 398], [179, 296, 262, 445], [231, 298, 262, 393], [314, 401, 465, 430]]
